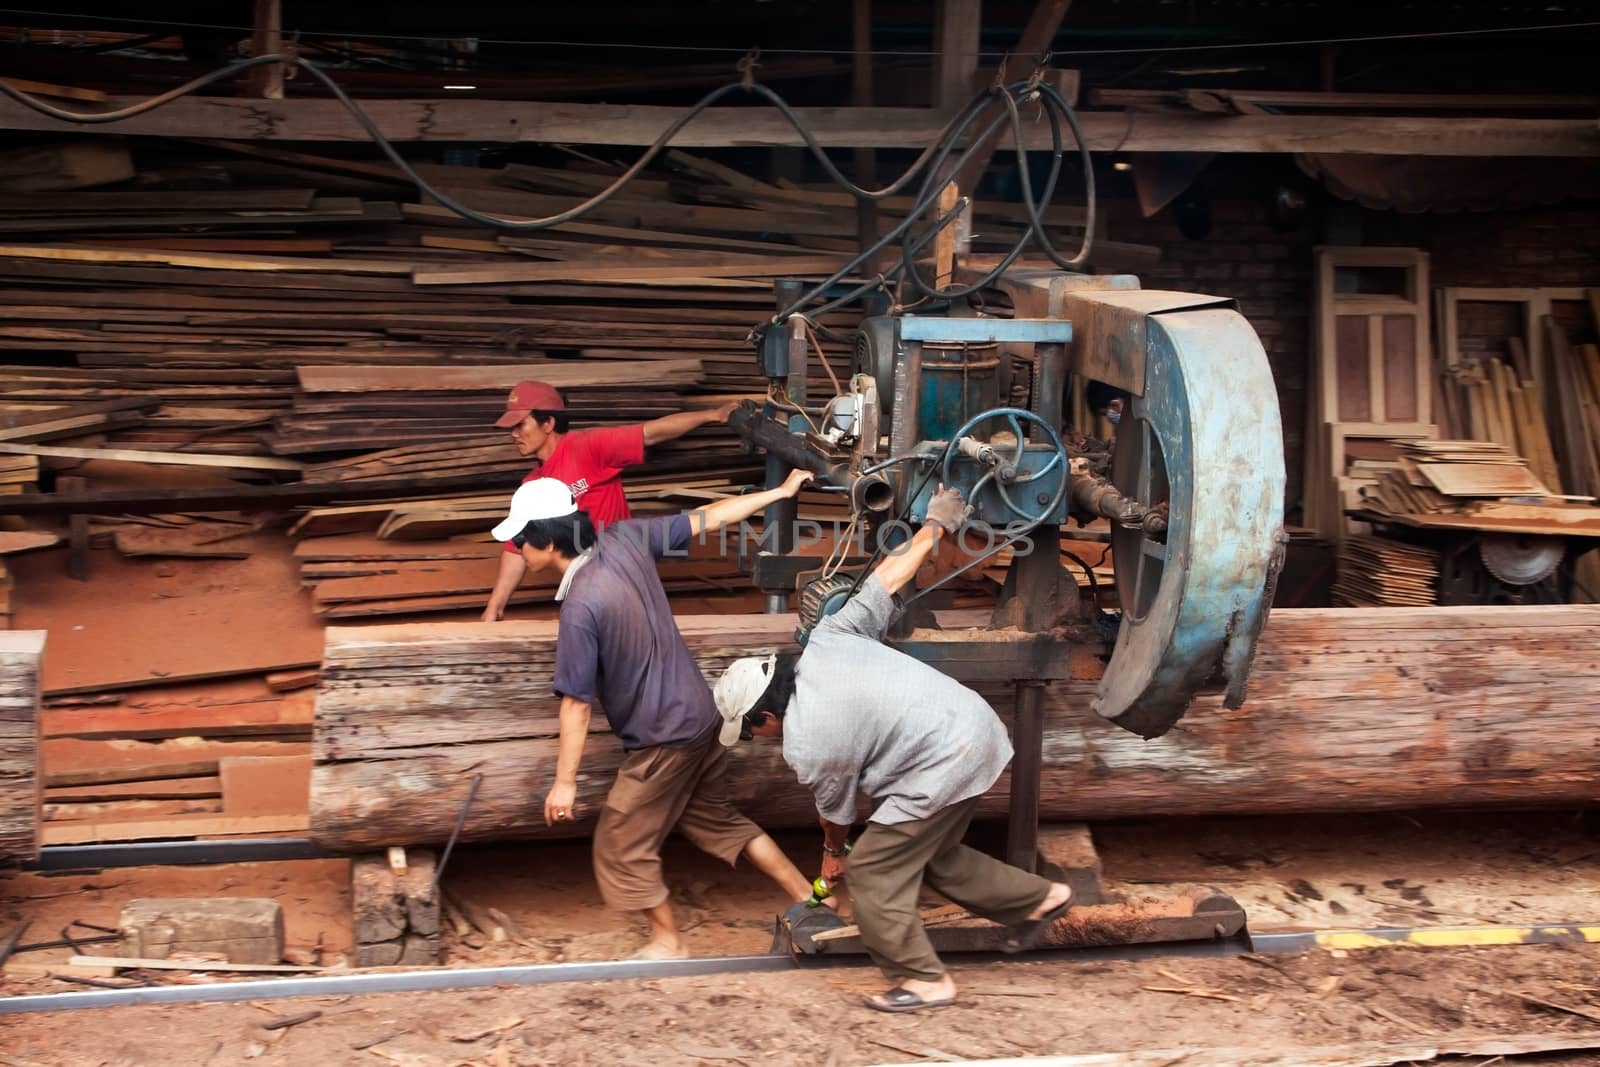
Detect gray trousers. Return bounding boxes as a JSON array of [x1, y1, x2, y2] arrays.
[[845, 796, 1051, 982]]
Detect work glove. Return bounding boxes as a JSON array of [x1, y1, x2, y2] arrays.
[[924, 484, 971, 534]]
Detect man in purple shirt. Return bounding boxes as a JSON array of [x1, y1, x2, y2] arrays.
[[489, 470, 817, 959]]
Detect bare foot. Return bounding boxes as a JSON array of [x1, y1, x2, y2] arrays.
[[863, 974, 957, 1012], [632, 939, 689, 961], [1027, 882, 1072, 920]]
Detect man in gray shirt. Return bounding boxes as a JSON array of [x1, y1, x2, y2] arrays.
[[713, 486, 1073, 1012]]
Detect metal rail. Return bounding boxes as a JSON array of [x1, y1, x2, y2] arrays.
[[34, 838, 331, 870], [4, 912, 1594, 1015]]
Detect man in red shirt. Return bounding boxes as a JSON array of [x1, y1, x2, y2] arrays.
[[481, 379, 736, 621]]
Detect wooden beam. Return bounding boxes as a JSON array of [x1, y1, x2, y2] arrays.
[[933, 0, 982, 112], [956, 0, 1073, 194], [0, 96, 1593, 154], [247, 0, 284, 100], [1092, 87, 1600, 112]]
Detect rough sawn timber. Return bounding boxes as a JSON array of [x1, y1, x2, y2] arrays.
[[0, 97, 1593, 155], [0, 630, 44, 863], [308, 606, 1600, 851]]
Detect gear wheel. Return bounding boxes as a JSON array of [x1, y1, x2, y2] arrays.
[[796, 574, 860, 642], [1478, 534, 1565, 586]]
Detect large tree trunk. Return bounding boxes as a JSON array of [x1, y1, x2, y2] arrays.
[[309, 606, 1600, 852], [0, 631, 43, 863]]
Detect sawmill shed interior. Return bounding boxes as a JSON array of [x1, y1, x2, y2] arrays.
[[1, 1, 1599, 1063]]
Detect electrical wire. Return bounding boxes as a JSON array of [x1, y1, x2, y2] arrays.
[[0, 54, 1035, 237], [0, 8, 1593, 57]]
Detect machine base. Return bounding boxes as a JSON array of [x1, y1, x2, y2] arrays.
[[769, 822, 1247, 956]]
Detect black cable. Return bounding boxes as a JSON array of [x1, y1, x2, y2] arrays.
[[0, 53, 1098, 347], [897, 80, 1066, 301], [0, 54, 989, 230]]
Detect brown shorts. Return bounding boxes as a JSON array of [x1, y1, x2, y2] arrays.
[[592, 734, 763, 912]]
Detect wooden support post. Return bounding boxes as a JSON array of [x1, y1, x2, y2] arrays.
[[852, 0, 880, 269], [932, 0, 982, 113], [934, 180, 960, 290], [59, 475, 88, 581], [954, 0, 1073, 195], [247, 0, 285, 101], [1036, 823, 1105, 905], [351, 850, 440, 967]]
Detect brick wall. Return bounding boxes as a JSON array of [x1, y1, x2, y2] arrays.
[[1098, 192, 1600, 519]]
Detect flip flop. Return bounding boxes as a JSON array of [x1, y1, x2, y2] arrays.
[[1003, 896, 1073, 954], [863, 986, 957, 1014]]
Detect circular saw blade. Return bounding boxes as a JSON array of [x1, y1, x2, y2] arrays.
[[1478, 533, 1564, 585]]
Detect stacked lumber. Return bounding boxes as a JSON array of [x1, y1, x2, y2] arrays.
[[1332, 535, 1439, 607], [36, 675, 315, 845], [0, 139, 869, 524], [307, 605, 1600, 851], [1359, 440, 1551, 517], [1438, 351, 1564, 493], [0, 630, 44, 863]]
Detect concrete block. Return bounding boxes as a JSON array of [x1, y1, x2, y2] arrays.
[[119, 898, 284, 964]]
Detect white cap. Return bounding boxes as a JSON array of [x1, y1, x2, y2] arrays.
[[491, 478, 578, 542], [713, 654, 777, 746]]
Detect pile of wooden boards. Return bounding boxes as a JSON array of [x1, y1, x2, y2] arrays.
[[307, 605, 1600, 851], [0, 138, 870, 521], [1359, 440, 1550, 517], [0, 630, 44, 864], [35, 672, 316, 846], [1332, 535, 1439, 607]]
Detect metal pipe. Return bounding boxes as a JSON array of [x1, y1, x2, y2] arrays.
[[728, 402, 838, 480]]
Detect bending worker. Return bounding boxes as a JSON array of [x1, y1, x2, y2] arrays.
[[482, 379, 736, 621], [713, 485, 1074, 1013], [489, 470, 819, 960]]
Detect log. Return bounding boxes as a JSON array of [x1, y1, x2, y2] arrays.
[[0, 631, 44, 863], [308, 606, 1600, 851]]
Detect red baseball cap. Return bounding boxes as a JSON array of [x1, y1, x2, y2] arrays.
[[494, 380, 565, 429]]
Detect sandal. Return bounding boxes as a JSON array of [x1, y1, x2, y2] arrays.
[[1003, 895, 1073, 954], [863, 986, 957, 1013]]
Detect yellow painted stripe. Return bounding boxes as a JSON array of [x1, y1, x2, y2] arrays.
[[1313, 925, 1600, 951]]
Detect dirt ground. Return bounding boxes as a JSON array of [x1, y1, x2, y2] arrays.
[[4, 942, 1600, 1066], [4, 810, 1600, 1063]]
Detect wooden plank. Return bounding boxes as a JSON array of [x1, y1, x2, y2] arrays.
[[70, 954, 318, 973], [0, 96, 1594, 154], [1414, 462, 1547, 497], [43, 813, 309, 845], [295, 359, 704, 393], [1093, 86, 1600, 112], [0, 441, 301, 472], [220, 755, 312, 816], [0, 77, 107, 103], [412, 256, 850, 286], [46, 776, 222, 802], [40, 694, 311, 741], [0, 243, 414, 275]]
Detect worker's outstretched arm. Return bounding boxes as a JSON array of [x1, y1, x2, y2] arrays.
[[641, 400, 740, 446], [481, 551, 528, 622], [687, 468, 813, 538], [869, 484, 970, 597], [543, 696, 591, 827]]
